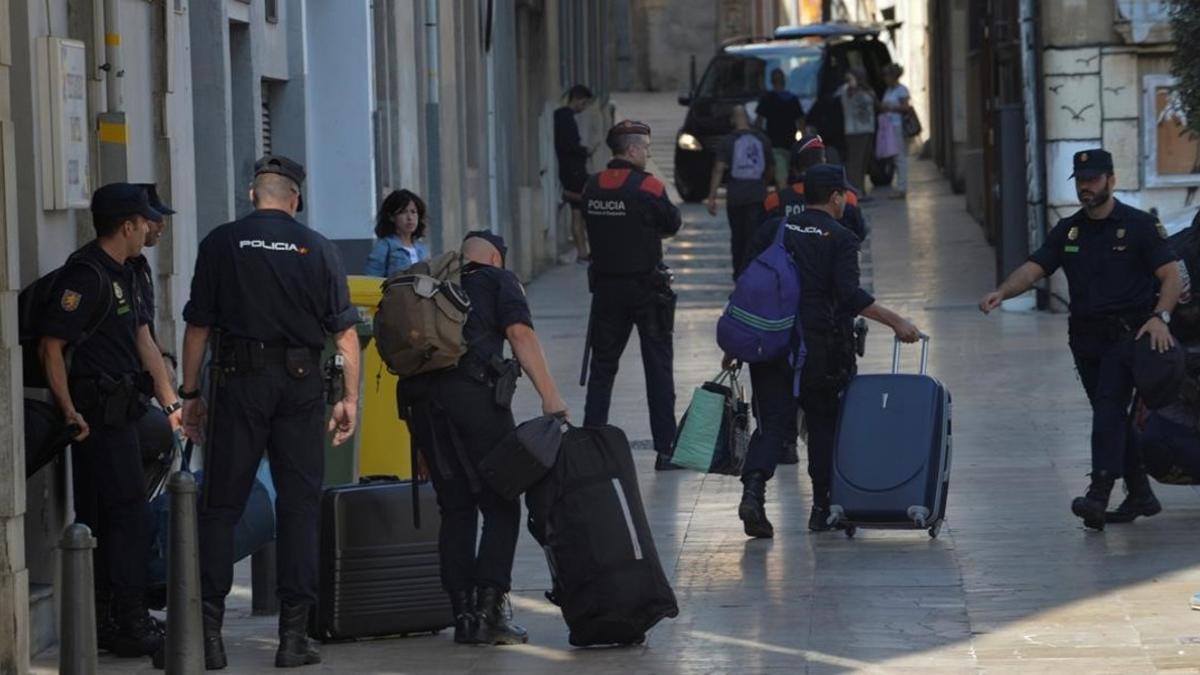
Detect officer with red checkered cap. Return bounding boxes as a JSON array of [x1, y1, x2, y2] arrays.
[[581, 120, 683, 471]]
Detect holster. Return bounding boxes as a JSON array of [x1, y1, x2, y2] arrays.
[[645, 265, 677, 339], [459, 354, 521, 409], [71, 372, 149, 428]]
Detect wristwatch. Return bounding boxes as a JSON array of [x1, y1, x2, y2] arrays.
[[177, 386, 201, 400], [1158, 310, 1172, 325], [163, 401, 183, 415]]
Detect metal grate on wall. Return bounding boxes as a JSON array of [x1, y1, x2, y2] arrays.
[[262, 94, 272, 155]]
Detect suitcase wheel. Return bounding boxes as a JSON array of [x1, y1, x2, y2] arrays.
[[843, 525, 857, 538], [928, 521, 943, 538]]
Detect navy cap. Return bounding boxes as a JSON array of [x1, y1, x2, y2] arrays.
[[803, 163, 853, 196], [90, 182, 163, 221], [1134, 335, 1185, 410], [464, 230, 508, 265], [135, 183, 175, 220], [254, 154, 306, 212], [1069, 149, 1113, 179]]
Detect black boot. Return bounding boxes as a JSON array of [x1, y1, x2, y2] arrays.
[[96, 592, 118, 654], [654, 454, 682, 471], [275, 602, 320, 668], [738, 472, 774, 538], [1106, 471, 1163, 524], [151, 599, 226, 670], [778, 441, 800, 466], [1071, 471, 1116, 531], [110, 593, 164, 658], [808, 505, 834, 532], [449, 590, 478, 644], [474, 587, 528, 645]]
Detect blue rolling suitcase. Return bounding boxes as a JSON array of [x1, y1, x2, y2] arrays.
[[828, 336, 952, 538]]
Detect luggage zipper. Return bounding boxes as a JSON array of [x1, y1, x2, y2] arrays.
[[610, 478, 643, 560]]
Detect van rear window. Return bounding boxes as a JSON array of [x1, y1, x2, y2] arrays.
[[697, 53, 821, 99]]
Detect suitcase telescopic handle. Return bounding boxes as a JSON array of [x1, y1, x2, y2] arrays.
[[891, 333, 931, 375]]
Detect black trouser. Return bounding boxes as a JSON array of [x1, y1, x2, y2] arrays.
[[72, 416, 153, 601], [404, 371, 519, 593], [584, 279, 677, 454], [199, 361, 324, 605], [1069, 319, 1142, 477], [743, 333, 841, 505], [728, 201, 766, 279]]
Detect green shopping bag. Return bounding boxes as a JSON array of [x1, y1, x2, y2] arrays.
[[668, 368, 749, 474]]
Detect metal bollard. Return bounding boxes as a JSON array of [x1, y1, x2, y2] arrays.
[[251, 542, 279, 616], [59, 523, 98, 675], [165, 471, 204, 674]]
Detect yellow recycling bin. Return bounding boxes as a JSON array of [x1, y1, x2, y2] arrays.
[[348, 275, 413, 479]]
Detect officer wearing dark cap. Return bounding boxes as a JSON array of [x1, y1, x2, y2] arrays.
[[178, 154, 360, 669], [981, 148, 1182, 530], [398, 231, 566, 646], [760, 135, 869, 466], [582, 120, 683, 471], [733, 165, 920, 538], [37, 183, 183, 658]]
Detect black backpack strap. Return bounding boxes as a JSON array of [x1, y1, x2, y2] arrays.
[[68, 258, 115, 346]]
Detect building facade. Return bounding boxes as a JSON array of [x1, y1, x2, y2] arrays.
[[0, 0, 616, 666]]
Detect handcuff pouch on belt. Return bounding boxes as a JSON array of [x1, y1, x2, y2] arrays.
[[219, 338, 315, 379], [461, 353, 521, 409]]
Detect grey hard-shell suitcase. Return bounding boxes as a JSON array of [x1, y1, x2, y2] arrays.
[[827, 336, 952, 538], [310, 476, 453, 641]]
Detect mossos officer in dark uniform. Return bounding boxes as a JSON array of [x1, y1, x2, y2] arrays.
[[981, 148, 1181, 531], [399, 232, 566, 647], [734, 165, 919, 538], [38, 183, 182, 658], [762, 135, 866, 241], [582, 120, 683, 471], [178, 155, 360, 669]]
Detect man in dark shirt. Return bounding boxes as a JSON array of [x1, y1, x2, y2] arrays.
[[398, 231, 566, 647], [38, 183, 182, 658], [178, 155, 361, 669], [707, 104, 774, 278], [981, 149, 1181, 530], [555, 84, 594, 262], [733, 165, 919, 538], [583, 120, 683, 471], [755, 68, 805, 189]]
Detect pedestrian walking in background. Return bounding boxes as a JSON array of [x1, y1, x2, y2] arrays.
[[365, 189, 430, 277], [836, 68, 877, 197], [755, 68, 805, 189], [707, 105, 774, 278], [555, 84, 595, 263], [880, 63, 913, 199]]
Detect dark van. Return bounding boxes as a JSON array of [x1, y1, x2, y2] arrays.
[[674, 23, 896, 202]]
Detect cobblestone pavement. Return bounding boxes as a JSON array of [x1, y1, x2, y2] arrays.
[[36, 93, 1200, 674]]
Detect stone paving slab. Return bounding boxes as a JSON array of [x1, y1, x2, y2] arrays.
[[33, 92, 1200, 674]]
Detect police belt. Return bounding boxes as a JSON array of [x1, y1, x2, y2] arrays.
[[217, 337, 320, 375], [69, 371, 152, 426], [1069, 310, 1151, 337], [457, 353, 520, 409]]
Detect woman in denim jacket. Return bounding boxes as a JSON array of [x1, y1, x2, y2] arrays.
[[365, 189, 430, 276]]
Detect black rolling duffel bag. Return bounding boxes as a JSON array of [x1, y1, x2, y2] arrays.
[[526, 424, 679, 647]]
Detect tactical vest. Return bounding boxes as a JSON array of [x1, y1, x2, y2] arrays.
[[583, 167, 666, 278]]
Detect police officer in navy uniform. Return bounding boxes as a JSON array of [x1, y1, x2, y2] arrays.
[[733, 165, 920, 538], [761, 136, 869, 466], [981, 148, 1181, 531], [38, 183, 183, 657], [398, 232, 566, 647], [582, 120, 683, 470], [178, 155, 361, 669]]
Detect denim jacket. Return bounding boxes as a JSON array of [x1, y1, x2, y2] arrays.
[[365, 236, 429, 277]]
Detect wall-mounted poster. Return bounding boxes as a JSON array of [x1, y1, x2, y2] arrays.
[[1143, 74, 1200, 188]]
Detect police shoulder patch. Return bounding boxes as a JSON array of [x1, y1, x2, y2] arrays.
[[764, 192, 780, 211], [638, 175, 666, 198], [60, 289, 81, 312]]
